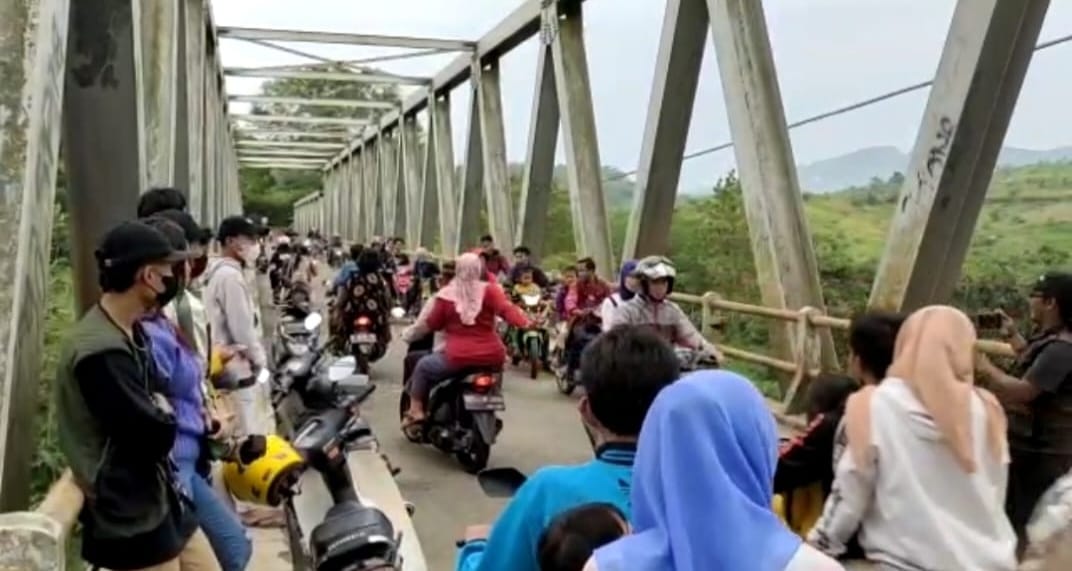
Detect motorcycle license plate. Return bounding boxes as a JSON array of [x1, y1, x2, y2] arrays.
[[463, 393, 505, 411], [351, 333, 377, 343]]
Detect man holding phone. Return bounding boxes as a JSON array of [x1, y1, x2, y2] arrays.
[[977, 272, 1072, 552]]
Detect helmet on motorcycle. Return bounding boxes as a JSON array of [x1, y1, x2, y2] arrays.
[[632, 255, 677, 297], [222, 434, 304, 507]]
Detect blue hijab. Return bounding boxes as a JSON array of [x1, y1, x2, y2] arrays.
[[594, 370, 801, 571], [618, 260, 638, 301]]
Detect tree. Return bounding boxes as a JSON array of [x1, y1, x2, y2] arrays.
[[239, 65, 401, 225]]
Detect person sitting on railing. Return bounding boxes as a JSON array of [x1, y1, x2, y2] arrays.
[[975, 272, 1072, 554], [603, 256, 722, 364], [140, 216, 254, 571], [807, 305, 1016, 570], [456, 326, 680, 571], [586, 370, 844, 571], [55, 220, 220, 570], [599, 260, 638, 332]]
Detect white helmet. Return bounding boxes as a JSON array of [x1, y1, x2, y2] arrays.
[[632, 256, 676, 281]]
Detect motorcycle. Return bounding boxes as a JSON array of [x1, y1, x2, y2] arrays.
[[269, 328, 418, 571], [348, 313, 388, 376], [327, 247, 345, 269], [553, 312, 601, 396], [510, 293, 551, 379], [398, 347, 505, 473], [271, 293, 317, 369]]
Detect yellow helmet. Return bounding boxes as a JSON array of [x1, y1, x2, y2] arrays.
[[222, 434, 304, 506]]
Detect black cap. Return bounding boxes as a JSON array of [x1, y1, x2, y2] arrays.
[[96, 220, 192, 270], [153, 209, 201, 245], [217, 216, 260, 242], [1031, 272, 1072, 299]]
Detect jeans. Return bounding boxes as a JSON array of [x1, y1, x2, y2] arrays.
[[178, 465, 252, 571], [408, 351, 462, 402]]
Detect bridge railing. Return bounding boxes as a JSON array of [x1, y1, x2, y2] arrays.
[[668, 290, 1015, 430]]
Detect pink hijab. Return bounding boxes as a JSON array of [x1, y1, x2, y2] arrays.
[[844, 305, 1006, 473], [436, 253, 489, 326]]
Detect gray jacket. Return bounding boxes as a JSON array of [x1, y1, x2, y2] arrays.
[[203, 256, 268, 369], [603, 295, 713, 353]]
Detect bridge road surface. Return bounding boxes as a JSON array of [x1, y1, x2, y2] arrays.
[[252, 273, 595, 569]]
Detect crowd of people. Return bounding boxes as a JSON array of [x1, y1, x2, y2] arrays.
[[50, 191, 1072, 570]]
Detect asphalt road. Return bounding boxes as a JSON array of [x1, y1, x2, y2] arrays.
[[252, 272, 594, 570], [362, 335, 595, 569]]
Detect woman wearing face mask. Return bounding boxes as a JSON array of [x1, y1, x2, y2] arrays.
[[140, 217, 253, 571]]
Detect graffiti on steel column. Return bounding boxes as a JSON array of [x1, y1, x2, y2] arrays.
[[916, 116, 955, 190]]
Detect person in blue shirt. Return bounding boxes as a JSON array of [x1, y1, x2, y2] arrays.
[[455, 325, 682, 571], [332, 243, 364, 292]]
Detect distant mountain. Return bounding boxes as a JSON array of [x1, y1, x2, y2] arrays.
[[797, 145, 1072, 193]]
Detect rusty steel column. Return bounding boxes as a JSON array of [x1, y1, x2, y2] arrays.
[[707, 0, 838, 382], [0, 0, 69, 514], [516, 43, 559, 261], [475, 59, 516, 253], [623, 0, 708, 260], [139, 0, 180, 187], [63, 0, 147, 311], [457, 80, 484, 253], [547, 1, 613, 279], [869, 0, 1050, 311]]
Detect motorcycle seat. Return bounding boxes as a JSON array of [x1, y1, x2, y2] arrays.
[[281, 322, 309, 336], [310, 500, 398, 571]]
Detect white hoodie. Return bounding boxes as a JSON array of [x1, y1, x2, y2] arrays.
[[807, 378, 1017, 570]]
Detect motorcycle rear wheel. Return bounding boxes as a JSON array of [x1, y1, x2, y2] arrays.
[[456, 438, 491, 474]]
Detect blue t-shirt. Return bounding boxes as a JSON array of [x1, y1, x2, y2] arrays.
[[332, 261, 358, 290], [456, 444, 636, 571]]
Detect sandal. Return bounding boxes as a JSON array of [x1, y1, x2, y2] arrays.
[[401, 413, 426, 439]]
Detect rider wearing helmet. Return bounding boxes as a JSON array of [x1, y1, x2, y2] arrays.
[[604, 256, 723, 363]]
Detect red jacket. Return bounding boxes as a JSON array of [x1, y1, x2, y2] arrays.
[[426, 284, 529, 368]]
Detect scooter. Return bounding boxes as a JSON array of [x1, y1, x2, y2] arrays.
[[511, 294, 551, 379], [399, 357, 505, 473], [349, 313, 387, 376]]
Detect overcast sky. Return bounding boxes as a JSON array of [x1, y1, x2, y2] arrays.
[[214, 0, 1072, 190]]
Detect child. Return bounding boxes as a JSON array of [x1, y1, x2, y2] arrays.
[[513, 267, 543, 299], [538, 503, 629, 571], [774, 373, 859, 536]]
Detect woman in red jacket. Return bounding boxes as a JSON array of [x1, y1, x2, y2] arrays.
[[402, 252, 529, 427]]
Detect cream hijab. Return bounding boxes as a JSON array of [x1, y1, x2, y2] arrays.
[[844, 305, 1006, 473]]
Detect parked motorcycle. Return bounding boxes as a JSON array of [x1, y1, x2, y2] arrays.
[[348, 314, 387, 376], [398, 354, 505, 473], [510, 293, 551, 379]]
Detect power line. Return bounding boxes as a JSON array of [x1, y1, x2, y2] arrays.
[[604, 31, 1072, 184]]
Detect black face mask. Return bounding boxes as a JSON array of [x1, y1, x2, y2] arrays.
[[190, 255, 208, 279], [156, 274, 181, 307]]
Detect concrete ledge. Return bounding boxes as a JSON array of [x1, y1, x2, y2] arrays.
[[0, 511, 68, 571]]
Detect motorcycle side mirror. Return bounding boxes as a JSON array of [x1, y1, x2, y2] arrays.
[[256, 368, 271, 385], [303, 312, 323, 331], [477, 467, 528, 498], [390, 307, 405, 319]]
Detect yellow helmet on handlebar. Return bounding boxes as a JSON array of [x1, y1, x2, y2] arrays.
[[222, 434, 304, 507]]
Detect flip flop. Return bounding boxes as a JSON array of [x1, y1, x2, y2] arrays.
[[400, 414, 426, 439]]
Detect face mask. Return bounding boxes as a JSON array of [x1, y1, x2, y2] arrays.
[[157, 275, 180, 307], [190, 255, 208, 279]]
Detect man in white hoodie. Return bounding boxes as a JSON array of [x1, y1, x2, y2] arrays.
[[203, 216, 269, 438]]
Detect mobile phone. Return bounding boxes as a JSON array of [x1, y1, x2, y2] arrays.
[[974, 312, 1003, 330]]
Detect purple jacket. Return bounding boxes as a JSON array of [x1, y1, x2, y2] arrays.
[[141, 314, 206, 467]]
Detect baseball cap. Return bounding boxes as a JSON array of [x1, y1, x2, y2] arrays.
[[153, 209, 201, 245], [1031, 272, 1072, 299], [217, 216, 260, 242], [96, 220, 192, 270]]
